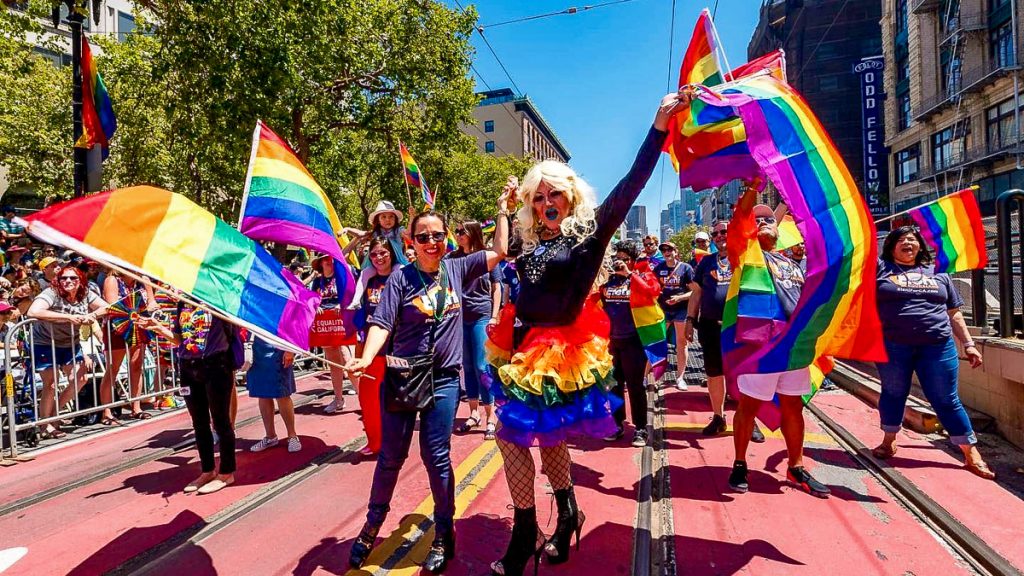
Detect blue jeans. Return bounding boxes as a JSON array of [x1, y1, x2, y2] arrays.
[[366, 372, 459, 534], [462, 318, 493, 405], [876, 338, 977, 446]]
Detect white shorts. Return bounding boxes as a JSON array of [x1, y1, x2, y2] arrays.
[[737, 367, 812, 401]]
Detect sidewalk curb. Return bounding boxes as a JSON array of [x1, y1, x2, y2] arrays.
[[830, 362, 941, 434]]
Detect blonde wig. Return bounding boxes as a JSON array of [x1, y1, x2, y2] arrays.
[[516, 160, 598, 254]]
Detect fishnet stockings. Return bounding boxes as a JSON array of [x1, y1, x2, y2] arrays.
[[497, 436, 573, 508]]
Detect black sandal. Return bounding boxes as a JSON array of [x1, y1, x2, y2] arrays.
[[457, 415, 481, 433]]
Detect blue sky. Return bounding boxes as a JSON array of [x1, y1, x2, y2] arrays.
[[454, 1, 761, 233]]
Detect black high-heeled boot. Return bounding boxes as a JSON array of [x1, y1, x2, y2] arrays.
[[544, 486, 585, 565], [348, 522, 381, 569], [491, 507, 545, 576], [423, 529, 456, 573]]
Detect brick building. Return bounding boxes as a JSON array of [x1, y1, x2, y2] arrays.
[[883, 0, 1023, 216]]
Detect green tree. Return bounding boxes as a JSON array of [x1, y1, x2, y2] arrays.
[[0, 2, 72, 200], [670, 224, 701, 262]]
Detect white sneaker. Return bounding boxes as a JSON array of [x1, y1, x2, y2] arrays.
[[324, 398, 345, 414], [675, 376, 688, 391], [250, 437, 279, 452], [287, 436, 302, 453]]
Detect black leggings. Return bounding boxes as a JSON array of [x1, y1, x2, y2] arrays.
[[181, 352, 236, 474], [610, 334, 649, 430]]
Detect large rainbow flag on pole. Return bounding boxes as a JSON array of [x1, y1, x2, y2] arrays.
[[20, 186, 320, 352], [238, 121, 355, 304], [712, 74, 886, 381], [907, 187, 988, 273], [75, 33, 117, 159], [664, 9, 785, 190], [400, 142, 434, 208]]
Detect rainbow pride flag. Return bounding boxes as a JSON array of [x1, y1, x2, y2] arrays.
[[400, 142, 434, 208], [481, 219, 496, 236], [239, 121, 355, 304], [908, 187, 988, 273], [445, 229, 458, 254], [776, 214, 804, 252], [21, 186, 320, 352], [708, 74, 884, 386], [631, 263, 668, 380], [75, 34, 116, 159]]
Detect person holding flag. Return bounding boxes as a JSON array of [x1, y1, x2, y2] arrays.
[[872, 225, 994, 480]]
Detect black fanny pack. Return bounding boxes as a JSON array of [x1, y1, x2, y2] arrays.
[[383, 264, 449, 412]]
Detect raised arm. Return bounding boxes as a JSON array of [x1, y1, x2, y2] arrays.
[[594, 91, 688, 245]]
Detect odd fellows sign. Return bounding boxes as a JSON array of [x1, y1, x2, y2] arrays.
[[854, 56, 890, 219]]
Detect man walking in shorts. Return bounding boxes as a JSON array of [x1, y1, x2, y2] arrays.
[[686, 221, 764, 442], [728, 204, 830, 498]]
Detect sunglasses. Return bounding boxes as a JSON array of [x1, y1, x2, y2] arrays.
[[755, 216, 777, 224], [369, 251, 390, 259], [59, 276, 80, 282], [712, 230, 728, 237], [414, 232, 447, 244], [455, 229, 467, 236]]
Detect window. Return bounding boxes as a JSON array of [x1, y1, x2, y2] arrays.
[[818, 75, 841, 92], [895, 0, 909, 35], [932, 122, 969, 171], [986, 97, 1021, 150], [896, 54, 910, 83], [898, 93, 912, 130], [117, 11, 136, 41], [941, 48, 962, 97], [991, 0, 1010, 11], [990, 22, 1014, 68], [485, 141, 495, 153], [484, 120, 494, 133], [895, 145, 920, 184]]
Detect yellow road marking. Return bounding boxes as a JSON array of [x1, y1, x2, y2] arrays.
[[663, 422, 838, 446], [347, 440, 503, 575]]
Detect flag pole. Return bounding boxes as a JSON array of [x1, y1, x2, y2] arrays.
[[399, 141, 416, 212], [706, 10, 734, 82], [873, 185, 979, 225]]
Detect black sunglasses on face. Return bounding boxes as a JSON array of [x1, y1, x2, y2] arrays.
[[712, 231, 727, 237], [59, 276, 79, 282], [755, 216, 776, 224], [414, 232, 447, 244], [455, 229, 467, 236]]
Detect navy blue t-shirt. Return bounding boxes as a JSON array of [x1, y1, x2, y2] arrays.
[[600, 274, 636, 340], [370, 251, 488, 370], [363, 273, 390, 322], [876, 260, 963, 346], [448, 251, 501, 323], [654, 261, 694, 313], [693, 254, 732, 322], [764, 252, 804, 319], [500, 261, 520, 304]]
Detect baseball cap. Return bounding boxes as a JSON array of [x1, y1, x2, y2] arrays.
[[659, 241, 677, 251], [0, 302, 14, 313], [694, 231, 710, 241], [39, 257, 58, 270], [753, 204, 775, 218]]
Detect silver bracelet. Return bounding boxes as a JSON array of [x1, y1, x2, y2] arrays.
[[963, 340, 977, 348]]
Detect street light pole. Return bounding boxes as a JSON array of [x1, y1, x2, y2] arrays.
[[69, 1, 86, 198]]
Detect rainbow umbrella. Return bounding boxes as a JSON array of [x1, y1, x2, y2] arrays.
[[107, 291, 154, 347]]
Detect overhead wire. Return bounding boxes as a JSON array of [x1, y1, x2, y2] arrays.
[[479, 0, 642, 30], [794, 0, 850, 83]]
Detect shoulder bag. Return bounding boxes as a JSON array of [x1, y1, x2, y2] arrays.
[[382, 264, 449, 412]]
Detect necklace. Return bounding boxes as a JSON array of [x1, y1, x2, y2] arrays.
[[414, 264, 445, 322]]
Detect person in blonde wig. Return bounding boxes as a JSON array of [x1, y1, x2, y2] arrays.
[[484, 90, 687, 576]]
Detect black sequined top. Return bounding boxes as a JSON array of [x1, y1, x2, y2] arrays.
[[515, 127, 668, 328]]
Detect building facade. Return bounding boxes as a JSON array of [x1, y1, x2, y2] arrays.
[[749, 0, 888, 214], [462, 88, 571, 162], [626, 205, 648, 240], [883, 0, 1023, 216]]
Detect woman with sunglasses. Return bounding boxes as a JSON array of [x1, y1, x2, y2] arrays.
[[484, 91, 685, 576], [345, 192, 510, 573], [873, 225, 994, 479], [450, 220, 502, 440], [353, 236, 401, 457], [27, 266, 107, 438]]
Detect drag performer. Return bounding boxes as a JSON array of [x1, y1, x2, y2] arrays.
[[485, 91, 684, 576]]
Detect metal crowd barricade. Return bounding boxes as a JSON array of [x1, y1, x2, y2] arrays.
[[2, 317, 182, 459]]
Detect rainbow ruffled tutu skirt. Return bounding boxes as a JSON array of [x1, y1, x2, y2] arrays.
[[484, 296, 622, 447]]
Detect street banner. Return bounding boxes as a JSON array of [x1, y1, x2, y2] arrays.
[[309, 308, 351, 347]]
